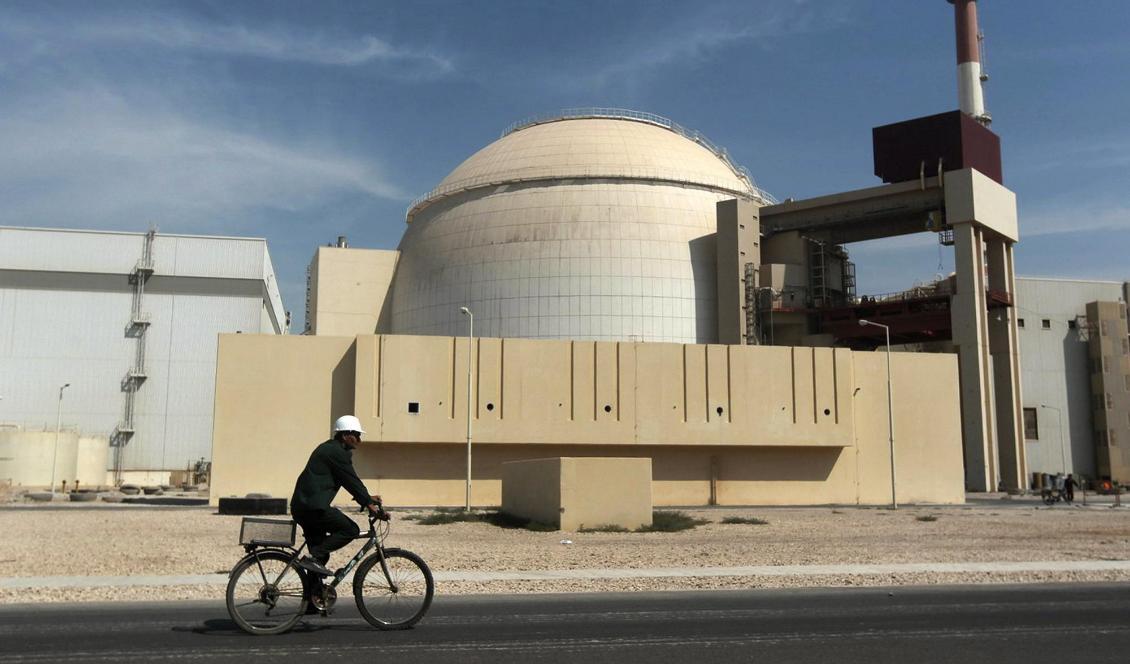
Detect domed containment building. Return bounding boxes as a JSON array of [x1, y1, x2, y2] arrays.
[[217, 110, 971, 508], [305, 111, 779, 342], [388, 111, 774, 343]]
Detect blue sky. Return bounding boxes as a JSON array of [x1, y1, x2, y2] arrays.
[[2, 0, 1127, 328]]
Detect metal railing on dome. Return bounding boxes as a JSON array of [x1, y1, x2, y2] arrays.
[[405, 109, 776, 221], [500, 108, 774, 202], [405, 165, 775, 223]]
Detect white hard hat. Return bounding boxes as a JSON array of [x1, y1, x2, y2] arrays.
[[333, 415, 365, 434]]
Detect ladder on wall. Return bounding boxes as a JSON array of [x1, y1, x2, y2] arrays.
[[111, 228, 156, 484], [743, 262, 758, 345], [809, 240, 827, 308], [842, 260, 857, 304]]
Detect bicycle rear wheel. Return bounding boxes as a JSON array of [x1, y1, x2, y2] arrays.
[[353, 549, 434, 630], [226, 549, 309, 635]]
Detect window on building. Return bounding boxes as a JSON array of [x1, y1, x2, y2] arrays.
[[1018, 318, 1025, 328], [1023, 407, 1039, 440], [1042, 319, 1051, 329]]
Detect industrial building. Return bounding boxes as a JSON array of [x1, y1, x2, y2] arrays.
[[211, 108, 988, 506], [213, 1, 1038, 506], [1014, 277, 1130, 484], [0, 226, 285, 487], [8, 0, 1116, 506]]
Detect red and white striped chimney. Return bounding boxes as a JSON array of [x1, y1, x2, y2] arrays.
[[949, 0, 991, 126]]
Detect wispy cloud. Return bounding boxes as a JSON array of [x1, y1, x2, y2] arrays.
[[1, 12, 453, 75], [1020, 202, 1130, 237], [571, 2, 851, 91], [1012, 134, 1130, 174], [0, 88, 407, 230]]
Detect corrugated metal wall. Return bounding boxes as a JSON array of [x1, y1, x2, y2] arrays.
[[0, 227, 285, 471]]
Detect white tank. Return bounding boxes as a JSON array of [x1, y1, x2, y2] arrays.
[[0, 429, 79, 488], [391, 110, 773, 344], [76, 436, 110, 488]]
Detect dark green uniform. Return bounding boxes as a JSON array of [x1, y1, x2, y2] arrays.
[[290, 439, 376, 563]]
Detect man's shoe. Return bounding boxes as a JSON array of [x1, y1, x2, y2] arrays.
[[296, 556, 333, 577]]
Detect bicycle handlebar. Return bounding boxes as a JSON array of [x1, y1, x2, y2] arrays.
[[359, 499, 390, 521]]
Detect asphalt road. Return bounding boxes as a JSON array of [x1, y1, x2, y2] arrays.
[[1, 583, 1128, 663]]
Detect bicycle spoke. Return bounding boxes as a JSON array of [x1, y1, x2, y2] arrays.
[[355, 551, 433, 629], [227, 551, 308, 635]]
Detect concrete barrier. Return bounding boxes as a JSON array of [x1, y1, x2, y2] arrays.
[[502, 457, 652, 531]]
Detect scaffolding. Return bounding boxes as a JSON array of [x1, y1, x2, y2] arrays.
[[111, 228, 155, 484]]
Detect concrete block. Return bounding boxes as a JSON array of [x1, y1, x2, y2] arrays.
[[501, 457, 652, 531]]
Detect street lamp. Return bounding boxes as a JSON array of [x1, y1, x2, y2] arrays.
[[859, 320, 896, 509], [459, 307, 474, 511], [50, 382, 71, 495], [1039, 403, 1067, 476]]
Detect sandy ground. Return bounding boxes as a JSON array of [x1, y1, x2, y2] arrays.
[[1, 498, 1129, 603]]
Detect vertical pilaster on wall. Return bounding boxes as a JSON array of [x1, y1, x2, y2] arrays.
[[986, 239, 1026, 490], [952, 222, 996, 491], [715, 199, 762, 345]]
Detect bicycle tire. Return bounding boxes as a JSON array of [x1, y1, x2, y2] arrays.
[[353, 548, 434, 630], [226, 549, 310, 635]]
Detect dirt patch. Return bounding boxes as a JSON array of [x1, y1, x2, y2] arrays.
[[1, 502, 1128, 602]]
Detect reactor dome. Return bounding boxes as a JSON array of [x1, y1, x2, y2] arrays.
[[389, 109, 774, 343]]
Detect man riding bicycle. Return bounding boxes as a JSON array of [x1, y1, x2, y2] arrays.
[[290, 415, 381, 578]]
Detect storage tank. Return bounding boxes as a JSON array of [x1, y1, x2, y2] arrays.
[[76, 436, 110, 488], [0, 428, 79, 488], [391, 109, 773, 344]]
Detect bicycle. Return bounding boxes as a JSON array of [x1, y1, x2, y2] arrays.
[[225, 504, 434, 635]]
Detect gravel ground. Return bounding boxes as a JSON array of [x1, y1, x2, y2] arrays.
[[1, 497, 1129, 603]]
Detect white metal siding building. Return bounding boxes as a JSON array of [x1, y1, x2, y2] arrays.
[[0, 227, 285, 479], [1015, 276, 1129, 480]]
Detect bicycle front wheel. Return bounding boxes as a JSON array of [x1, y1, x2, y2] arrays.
[[353, 549, 434, 630], [226, 550, 309, 635]]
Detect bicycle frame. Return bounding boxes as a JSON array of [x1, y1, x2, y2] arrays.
[[323, 516, 389, 592], [235, 513, 397, 596]]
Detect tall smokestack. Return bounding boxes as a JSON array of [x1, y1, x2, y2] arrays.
[[949, 0, 991, 126]]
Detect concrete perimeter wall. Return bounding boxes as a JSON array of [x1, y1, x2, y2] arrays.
[[211, 334, 964, 507]]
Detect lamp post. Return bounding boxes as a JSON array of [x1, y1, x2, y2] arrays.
[[859, 320, 896, 509], [50, 382, 71, 495], [459, 307, 474, 511], [1040, 403, 1067, 476]]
